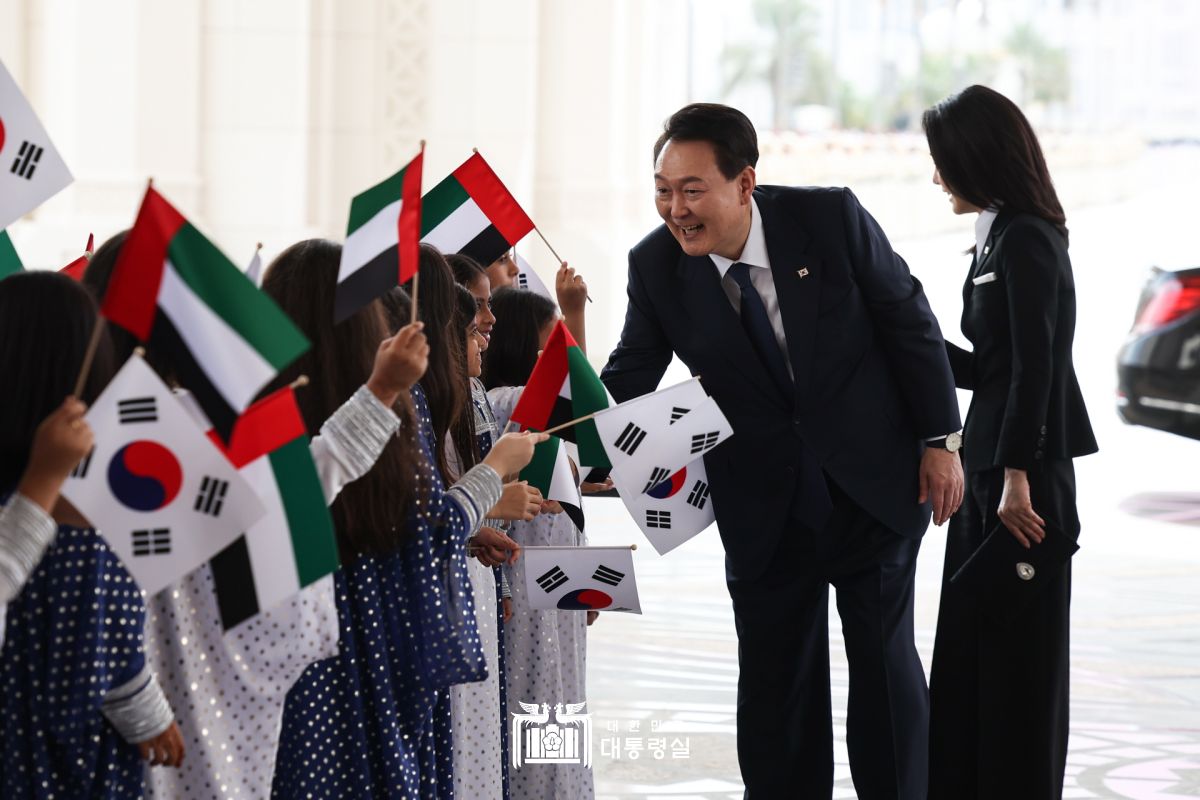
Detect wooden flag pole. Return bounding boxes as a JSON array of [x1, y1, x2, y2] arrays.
[[539, 411, 598, 437], [72, 317, 107, 398], [289, 375, 309, 390]]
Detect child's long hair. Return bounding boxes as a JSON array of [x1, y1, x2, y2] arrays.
[[0, 272, 116, 490], [482, 287, 558, 390], [261, 238, 421, 561]]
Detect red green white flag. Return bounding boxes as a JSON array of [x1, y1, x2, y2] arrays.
[[510, 320, 611, 467], [207, 386, 339, 631], [101, 187, 310, 441], [334, 149, 424, 323], [421, 151, 534, 266], [0, 230, 22, 278]]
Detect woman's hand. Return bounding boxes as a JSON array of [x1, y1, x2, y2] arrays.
[[366, 322, 429, 406], [489, 482, 544, 522], [18, 396, 94, 513], [470, 526, 522, 566], [137, 722, 185, 767], [997, 467, 1045, 549], [555, 263, 588, 315], [483, 431, 549, 477]]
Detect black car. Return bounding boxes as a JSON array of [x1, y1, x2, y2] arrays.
[[1117, 266, 1200, 439]]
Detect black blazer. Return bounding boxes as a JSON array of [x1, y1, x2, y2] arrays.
[[601, 186, 960, 578], [947, 210, 1098, 474]]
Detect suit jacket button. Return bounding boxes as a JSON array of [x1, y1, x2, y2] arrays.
[[1034, 450, 1044, 460], [1037, 437, 1046, 447], [1040, 425, 1048, 435]]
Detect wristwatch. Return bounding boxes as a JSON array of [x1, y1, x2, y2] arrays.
[[926, 431, 963, 453]]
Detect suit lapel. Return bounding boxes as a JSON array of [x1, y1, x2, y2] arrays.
[[758, 193, 821, 409], [972, 208, 1014, 278], [677, 253, 787, 408]]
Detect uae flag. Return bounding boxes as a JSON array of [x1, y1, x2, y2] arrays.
[[520, 436, 584, 532], [0, 58, 73, 230], [59, 233, 93, 281], [0, 230, 21, 277], [208, 386, 339, 631], [334, 149, 424, 322], [421, 151, 533, 267], [509, 320, 611, 468], [101, 187, 309, 441]]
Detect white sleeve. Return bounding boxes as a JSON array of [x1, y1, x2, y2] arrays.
[[310, 385, 401, 504], [0, 493, 58, 604], [485, 385, 524, 432]]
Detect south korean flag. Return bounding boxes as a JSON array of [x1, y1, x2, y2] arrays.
[[0, 59, 73, 230], [611, 458, 715, 556], [61, 354, 265, 595], [513, 251, 555, 305], [522, 545, 641, 614]]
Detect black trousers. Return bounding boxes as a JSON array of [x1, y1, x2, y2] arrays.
[[726, 480, 928, 800], [928, 461, 1077, 800]]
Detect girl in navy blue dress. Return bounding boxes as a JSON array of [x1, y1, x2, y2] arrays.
[[265, 240, 544, 799], [0, 271, 184, 798]]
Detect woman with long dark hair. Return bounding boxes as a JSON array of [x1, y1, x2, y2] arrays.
[[264, 239, 544, 799], [0, 271, 184, 797], [923, 85, 1098, 799]]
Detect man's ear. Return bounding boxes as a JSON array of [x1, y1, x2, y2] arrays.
[[738, 166, 757, 203]]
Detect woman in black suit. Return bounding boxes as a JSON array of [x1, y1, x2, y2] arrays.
[[922, 85, 1099, 799]]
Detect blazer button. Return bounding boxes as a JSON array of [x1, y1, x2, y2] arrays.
[[1040, 425, 1048, 435], [1034, 450, 1044, 460], [1037, 437, 1046, 447]]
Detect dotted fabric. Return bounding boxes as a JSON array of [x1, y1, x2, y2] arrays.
[[448, 377, 511, 799], [144, 569, 339, 799], [0, 524, 149, 798], [488, 388, 594, 800], [271, 384, 486, 799]]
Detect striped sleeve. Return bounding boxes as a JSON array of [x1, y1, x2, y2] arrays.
[[444, 463, 503, 536], [311, 385, 401, 503], [100, 664, 175, 743], [0, 493, 59, 604]]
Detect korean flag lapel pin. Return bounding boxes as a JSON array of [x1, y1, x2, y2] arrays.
[[796, 266, 810, 279]]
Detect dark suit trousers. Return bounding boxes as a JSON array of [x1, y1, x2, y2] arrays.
[[928, 461, 1076, 800], [726, 479, 928, 800]]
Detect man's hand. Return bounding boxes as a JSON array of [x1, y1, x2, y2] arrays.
[[470, 526, 522, 567], [138, 722, 185, 768], [997, 467, 1045, 549], [918, 447, 964, 526]]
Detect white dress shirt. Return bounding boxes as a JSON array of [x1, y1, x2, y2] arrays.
[[975, 207, 999, 258], [708, 198, 795, 379]]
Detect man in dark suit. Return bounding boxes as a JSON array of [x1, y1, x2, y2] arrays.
[[600, 104, 965, 799]]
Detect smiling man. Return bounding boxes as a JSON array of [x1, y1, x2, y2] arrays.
[[601, 103, 964, 800]]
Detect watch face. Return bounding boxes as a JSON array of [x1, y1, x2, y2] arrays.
[[946, 432, 963, 452]]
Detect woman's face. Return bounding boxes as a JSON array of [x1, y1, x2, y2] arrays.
[[465, 322, 484, 378], [467, 274, 495, 345], [933, 168, 983, 215], [486, 250, 520, 290]]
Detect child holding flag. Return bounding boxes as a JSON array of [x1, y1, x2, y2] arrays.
[[483, 285, 596, 800], [0, 271, 184, 798], [264, 239, 545, 799]]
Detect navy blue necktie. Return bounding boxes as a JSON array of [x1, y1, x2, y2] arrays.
[[728, 262, 793, 397], [729, 262, 832, 530]]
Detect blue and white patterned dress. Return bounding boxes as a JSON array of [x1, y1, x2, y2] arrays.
[[0, 496, 173, 799], [271, 384, 500, 799]]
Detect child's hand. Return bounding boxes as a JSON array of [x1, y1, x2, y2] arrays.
[[367, 322, 429, 406], [137, 722, 185, 768], [502, 597, 514, 624], [483, 431, 549, 477], [586, 610, 599, 626], [19, 397, 93, 513], [555, 262, 588, 315], [471, 526, 522, 566], [490, 482, 543, 522]]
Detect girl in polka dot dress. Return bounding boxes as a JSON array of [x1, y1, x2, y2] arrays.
[[0, 272, 184, 799], [267, 240, 545, 799]]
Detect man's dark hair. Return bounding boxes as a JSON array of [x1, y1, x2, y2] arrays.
[[654, 103, 759, 180], [923, 85, 1068, 241]]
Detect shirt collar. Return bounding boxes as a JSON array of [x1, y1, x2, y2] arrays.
[[709, 197, 770, 278], [975, 207, 999, 256]]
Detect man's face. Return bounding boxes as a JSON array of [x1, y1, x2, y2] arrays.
[[654, 139, 755, 260]]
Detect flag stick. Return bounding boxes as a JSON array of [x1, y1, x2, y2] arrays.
[[540, 411, 597, 437], [72, 317, 107, 397], [409, 272, 420, 325], [501, 419, 515, 435], [289, 375, 309, 390], [534, 227, 592, 303]]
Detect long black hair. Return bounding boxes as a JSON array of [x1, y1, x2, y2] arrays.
[[481, 287, 558, 390], [923, 84, 1068, 241], [0, 272, 116, 490], [406, 244, 474, 482], [261, 238, 421, 561]]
